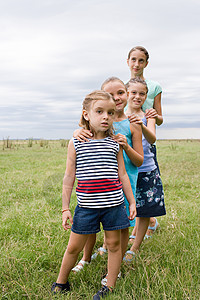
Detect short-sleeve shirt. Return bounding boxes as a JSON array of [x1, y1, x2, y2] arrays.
[[73, 137, 124, 208], [142, 79, 162, 112]]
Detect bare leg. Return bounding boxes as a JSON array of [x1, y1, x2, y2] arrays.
[[97, 233, 107, 255], [129, 217, 139, 244], [56, 232, 89, 283], [125, 217, 150, 260], [89, 233, 107, 257], [105, 230, 121, 288], [82, 233, 96, 261], [121, 228, 129, 259], [145, 217, 159, 237]]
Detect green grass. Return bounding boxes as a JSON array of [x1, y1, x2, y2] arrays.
[[0, 140, 199, 299]]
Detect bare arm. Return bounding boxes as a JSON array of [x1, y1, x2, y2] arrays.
[[154, 93, 163, 125], [73, 128, 93, 142], [145, 92, 163, 126], [141, 118, 156, 144], [62, 138, 76, 230], [130, 123, 143, 167], [117, 147, 136, 220], [128, 113, 156, 144]]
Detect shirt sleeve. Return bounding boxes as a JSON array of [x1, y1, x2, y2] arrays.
[[154, 82, 162, 96]]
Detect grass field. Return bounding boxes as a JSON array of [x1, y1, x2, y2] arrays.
[[0, 139, 199, 299]]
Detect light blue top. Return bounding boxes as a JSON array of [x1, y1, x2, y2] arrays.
[[142, 79, 162, 112], [113, 118, 138, 226], [138, 117, 157, 173]]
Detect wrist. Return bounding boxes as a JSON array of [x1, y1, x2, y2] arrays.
[[62, 208, 71, 213], [123, 143, 128, 151]]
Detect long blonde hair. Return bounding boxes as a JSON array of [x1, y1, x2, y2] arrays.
[[79, 90, 115, 137]]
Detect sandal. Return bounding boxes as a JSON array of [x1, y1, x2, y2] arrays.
[[145, 218, 159, 239], [101, 271, 121, 286], [51, 281, 70, 294], [144, 234, 152, 240], [123, 250, 136, 262], [72, 260, 89, 273], [128, 235, 136, 244], [98, 247, 107, 255], [129, 235, 136, 239], [91, 247, 107, 260]]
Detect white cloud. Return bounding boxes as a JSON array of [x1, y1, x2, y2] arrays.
[[0, 0, 200, 139]]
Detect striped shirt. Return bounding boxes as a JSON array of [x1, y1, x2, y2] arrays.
[[73, 137, 124, 208]]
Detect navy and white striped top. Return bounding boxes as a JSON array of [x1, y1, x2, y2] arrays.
[[73, 137, 124, 208]]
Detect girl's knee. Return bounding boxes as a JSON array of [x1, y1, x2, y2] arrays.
[[67, 239, 85, 255], [66, 244, 81, 256], [106, 238, 120, 252], [105, 230, 121, 252], [66, 233, 88, 255]]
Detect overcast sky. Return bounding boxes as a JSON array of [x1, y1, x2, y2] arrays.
[[0, 0, 200, 140]]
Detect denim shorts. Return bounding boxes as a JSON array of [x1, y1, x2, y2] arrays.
[[71, 203, 130, 234]]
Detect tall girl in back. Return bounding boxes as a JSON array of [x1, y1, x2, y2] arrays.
[[127, 46, 163, 237], [51, 90, 137, 299], [72, 78, 143, 273], [124, 77, 166, 261]]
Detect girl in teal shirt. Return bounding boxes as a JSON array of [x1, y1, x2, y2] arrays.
[[127, 46, 163, 239]]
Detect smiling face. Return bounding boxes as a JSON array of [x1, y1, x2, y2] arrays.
[[128, 82, 147, 110], [103, 80, 127, 113], [83, 99, 116, 138], [127, 49, 148, 78]]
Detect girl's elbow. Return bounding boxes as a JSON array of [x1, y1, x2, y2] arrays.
[[151, 137, 156, 144], [136, 156, 144, 167], [148, 133, 156, 144], [156, 117, 163, 126]]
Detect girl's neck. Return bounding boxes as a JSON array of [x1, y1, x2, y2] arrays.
[[92, 132, 107, 140], [130, 72, 145, 81], [127, 105, 144, 116], [114, 111, 127, 122]]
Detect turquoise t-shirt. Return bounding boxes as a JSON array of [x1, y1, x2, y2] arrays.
[[142, 79, 162, 112]]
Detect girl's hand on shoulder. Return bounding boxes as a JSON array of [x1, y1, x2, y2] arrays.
[[62, 211, 73, 231], [113, 133, 128, 150], [73, 128, 93, 142], [145, 108, 158, 120], [129, 203, 137, 220], [128, 113, 143, 125]]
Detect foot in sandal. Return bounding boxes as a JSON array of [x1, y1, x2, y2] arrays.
[[91, 247, 107, 260], [128, 235, 136, 245], [72, 260, 90, 273], [123, 250, 136, 263], [145, 218, 159, 239]]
